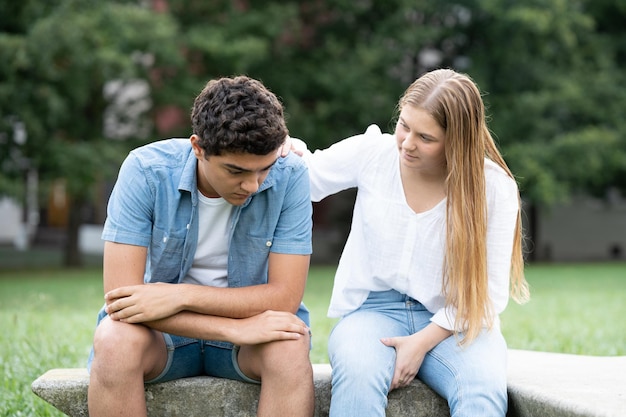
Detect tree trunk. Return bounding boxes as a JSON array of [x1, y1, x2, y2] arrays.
[[525, 202, 539, 262], [63, 197, 84, 267]]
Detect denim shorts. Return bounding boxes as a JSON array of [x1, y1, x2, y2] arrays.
[[145, 333, 260, 385]]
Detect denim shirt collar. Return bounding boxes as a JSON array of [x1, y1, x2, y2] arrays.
[[179, 149, 198, 205]]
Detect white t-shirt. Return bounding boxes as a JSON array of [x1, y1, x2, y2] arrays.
[[182, 193, 233, 287], [303, 125, 519, 331]]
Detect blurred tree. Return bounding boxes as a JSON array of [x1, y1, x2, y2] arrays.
[[160, 0, 478, 256], [0, 0, 182, 266], [2, 0, 624, 264], [460, 0, 626, 257], [161, 0, 626, 260], [163, 0, 466, 146], [464, 0, 626, 204]]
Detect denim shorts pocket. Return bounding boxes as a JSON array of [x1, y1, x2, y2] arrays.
[[204, 340, 235, 349], [167, 334, 198, 349]]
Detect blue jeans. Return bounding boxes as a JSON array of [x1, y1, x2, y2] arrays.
[[328, 290, 508, 417]]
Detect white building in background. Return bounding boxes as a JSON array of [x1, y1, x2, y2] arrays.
[[103, 78, 152, 140], [0, 197, 22, 245]]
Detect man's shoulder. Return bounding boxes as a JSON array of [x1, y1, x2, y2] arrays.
[[253, 152, 309, 199], [133, 138, 190, 152], [131, 138, 191, 161], [273, 152, 308, 175]]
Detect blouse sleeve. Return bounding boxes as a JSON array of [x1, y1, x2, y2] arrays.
[[303, 124, 385, 202], [484, 166, 520, 316]]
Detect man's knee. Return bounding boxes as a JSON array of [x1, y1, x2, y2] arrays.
[[267, 336, 313, 386], [92, 318, 156, 369], [241, 333, 312, 380]]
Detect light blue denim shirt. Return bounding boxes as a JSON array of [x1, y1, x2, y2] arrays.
[[98, 138, 313, 326]]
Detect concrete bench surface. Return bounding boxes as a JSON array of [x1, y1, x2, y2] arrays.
[[506, 350, 625, 417], [32, 350, 625, 417]]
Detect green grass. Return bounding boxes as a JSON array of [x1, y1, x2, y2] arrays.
[[0, 269, 103, 417], [500, 263, 626, 355], [304, 266, 340, 362], [1, 262, 625, 416]]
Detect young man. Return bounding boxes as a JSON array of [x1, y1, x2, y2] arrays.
[[87, 76, 314, 417]]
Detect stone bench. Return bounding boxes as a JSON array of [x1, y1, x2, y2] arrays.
[[32, 350, 625, 417]]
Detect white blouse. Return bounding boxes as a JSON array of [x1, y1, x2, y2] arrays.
[[303, 125, 519, 331]]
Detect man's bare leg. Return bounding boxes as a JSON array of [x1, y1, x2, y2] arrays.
[[238, 333, 314, 417], [88, 317, 168, 417]]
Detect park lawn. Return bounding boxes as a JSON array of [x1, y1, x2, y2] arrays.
[[500, 262, 626, 356], [1, 262, 625, 416], [0, 269, 103, 417]]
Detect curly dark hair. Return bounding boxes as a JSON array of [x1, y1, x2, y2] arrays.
[[191, 76, 288, 156]]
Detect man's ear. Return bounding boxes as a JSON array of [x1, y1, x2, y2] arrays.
[[190, 135, 203, 158]]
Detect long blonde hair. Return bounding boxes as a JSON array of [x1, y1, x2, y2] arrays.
[[399, 69, 529, 344]]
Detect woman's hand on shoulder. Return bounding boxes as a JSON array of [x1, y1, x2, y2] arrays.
[[279, 135, 308, 157]]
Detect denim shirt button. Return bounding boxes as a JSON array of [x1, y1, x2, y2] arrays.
[[163, 237, 167, 243], [265, 241, 272, 247]]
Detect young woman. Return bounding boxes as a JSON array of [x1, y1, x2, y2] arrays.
[[298, 68, 529, 416]]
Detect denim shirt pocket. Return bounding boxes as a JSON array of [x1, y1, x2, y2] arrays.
[[247, 235, 274, 253], [148, 227, 186, 283], [228, 235, 272, 287]]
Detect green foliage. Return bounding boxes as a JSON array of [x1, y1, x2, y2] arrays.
[[1, 0, 182, 195], [163, 0, 626, 203], [0, 0, 184, 265], [272, 0, 464, 146], [3, 0, 626, 204], [2, 0, 626, 264], [466, 0, 626, 203]]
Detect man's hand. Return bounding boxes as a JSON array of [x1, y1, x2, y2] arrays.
[[105, 284, 309, 346], [228, 310, 309, 345], [105, 283, 183, 323]]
